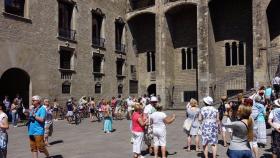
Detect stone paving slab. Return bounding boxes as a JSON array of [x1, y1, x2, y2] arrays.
[[7, 111, 272, 158]]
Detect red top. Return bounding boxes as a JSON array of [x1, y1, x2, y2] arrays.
[[132, 112, 145, 132]]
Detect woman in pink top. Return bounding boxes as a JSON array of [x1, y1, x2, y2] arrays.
[[131, 103, 147, 158]]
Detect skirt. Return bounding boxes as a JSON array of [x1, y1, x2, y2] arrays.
[[256, 121, 267, 144], [103, 117, 112, 132]]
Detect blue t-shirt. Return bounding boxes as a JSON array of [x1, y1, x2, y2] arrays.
[[28, 105, 46, 135], [265, 88, 272, 97]]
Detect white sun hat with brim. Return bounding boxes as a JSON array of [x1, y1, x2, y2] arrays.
[[150, 96, 158, 102], [274, 99, 280, 107], [203, 96, 213, 105]]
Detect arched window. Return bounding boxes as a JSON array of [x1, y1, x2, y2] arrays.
[[95, 83, 101, 94], [62, 81, 71, 94], [231, 42, 238, 65], [182, 49, 186, 70], [238, 42, 244, 65], [118, 84, 123, 94], [225, 43, 231, 66]]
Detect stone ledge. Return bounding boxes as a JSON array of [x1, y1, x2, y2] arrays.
[[2, 11, 32, 23]]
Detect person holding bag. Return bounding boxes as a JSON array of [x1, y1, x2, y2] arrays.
[[184, 98, 200, 152], [0, 103, 9, 158]]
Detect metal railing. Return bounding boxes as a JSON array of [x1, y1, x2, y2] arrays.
[[92, 37, 105, 48], [115, 43, 126, 53], [58, 28, 76, 41]]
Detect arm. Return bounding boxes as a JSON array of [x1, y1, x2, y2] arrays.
[[164, 114, 176, 124], [0, 117, 9, 130], [138, 117, 147, 126], [33, 107, 46, 123]]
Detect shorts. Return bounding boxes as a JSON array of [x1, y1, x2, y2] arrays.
[[29, 135, 47, 153], [153, 128, 166, 147], [44, 123, 53, 137], [132, 132, 144, 154], [66, 111, 73, 117], [222, 126, 232, 133]]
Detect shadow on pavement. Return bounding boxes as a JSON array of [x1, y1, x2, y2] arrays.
[[50, 155, 63, 158], [50, 140, 64, 145]]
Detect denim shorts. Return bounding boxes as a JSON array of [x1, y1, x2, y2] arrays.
[[227, 149, 252, 158]]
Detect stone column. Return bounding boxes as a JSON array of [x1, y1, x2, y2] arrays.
[[197, 1, 210, 102]]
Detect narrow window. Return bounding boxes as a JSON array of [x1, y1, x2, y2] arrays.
[[5, 0, 25, 17], [225, 43, 231, 66], [147, 52, 151, 72], [151, 51, 156, 71], [232, 42, 238, 65], [239, 42, 244, 65], [93, 56, 102, 73], [193, 47, 197, 69], [92, 9, 105, 48], [118, 84, 123, 94], [115, 18, 125, 53], [187, 48, 192, 69], [116, 59, 124, 76], [62, 81, 71, 94], [182, 49, 186, 70], [129, 80, 138, 94], [60, 50, 72, 70], [58, 1, 74, 40], [95, 83, 101, 94]]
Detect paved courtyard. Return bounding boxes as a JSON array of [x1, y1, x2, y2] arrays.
[[8, 111, 272, 158]]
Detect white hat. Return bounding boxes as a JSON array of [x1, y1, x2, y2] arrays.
[[274, 99, 280, 107], [150, 96, 158, 102], [32, 95, 41, 101], [203, 96, 213, 105]]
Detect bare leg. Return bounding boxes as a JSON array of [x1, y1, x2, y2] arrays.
[[195, 135, 200, 151], [212, 144, 217, 158], [203, 145, 208, 158], [161, 146, 167, 158], [32, 152, 38, 158], [154, 145, 158, 158], [187, 136, 191, 150], [272, 154, 277, 158], [222, 131, 227, 146], [252, 146, 259, 158]]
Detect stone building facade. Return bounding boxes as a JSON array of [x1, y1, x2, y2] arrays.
[[0, 0, 279, 108]]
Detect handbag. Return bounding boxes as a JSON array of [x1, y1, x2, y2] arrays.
[[183, 119, 192, 131]]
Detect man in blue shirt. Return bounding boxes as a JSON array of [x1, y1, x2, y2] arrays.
[[28, 95, 49, 158]]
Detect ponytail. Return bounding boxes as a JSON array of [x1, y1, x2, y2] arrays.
[[247, 117, 253, 142]]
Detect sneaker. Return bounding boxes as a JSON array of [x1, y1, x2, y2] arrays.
[[13, 125, 18, 127]]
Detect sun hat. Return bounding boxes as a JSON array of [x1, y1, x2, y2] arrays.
[[203, 96, 213, 105], [274, 99, 280, 107], [150, 96, 158, 102]]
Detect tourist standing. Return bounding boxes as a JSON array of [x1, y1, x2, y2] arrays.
[[0, 103, 9, 158], [143, 96, 157, 155], [150, 104, 176, 158], [131, 103, 146, 158], [268, 99, 280, 158], [88, 98, 96, 122], [103, 101, 112, 133], [221, 103, 233, 147], [27, 95, 49, 158], [2, 96, 10, 117], [185, 98, 200, 151], [43, 98, 53, 146], [11, 99, 18, 127], [223, 105, 253, 158], [265, 85, 273, 105], [52, 99, 59, 121], [199, 96, 219, 158], [252, 95, 267, 146]]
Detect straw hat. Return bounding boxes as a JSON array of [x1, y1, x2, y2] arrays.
[[274, 99, 280, 107], [203, 96, 213, 105]]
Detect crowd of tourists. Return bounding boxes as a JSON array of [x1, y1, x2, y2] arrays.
[[182, 84, 280, 158], [1, 80, 280, 158]]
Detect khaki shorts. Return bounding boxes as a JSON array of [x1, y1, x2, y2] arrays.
[[29, 135, 47, 153]]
